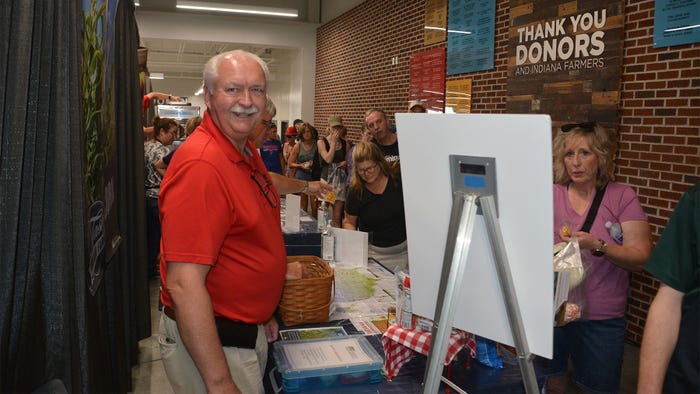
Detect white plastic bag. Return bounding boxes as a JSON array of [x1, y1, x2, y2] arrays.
[[326, 163, 347, 203], [553, 238, 587, 326]]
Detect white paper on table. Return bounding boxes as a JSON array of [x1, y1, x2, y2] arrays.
[[284, 194, 301, 232], [330, 227, 368, 267], [282, 337, 374, 370], [350, 317, 384, 335]]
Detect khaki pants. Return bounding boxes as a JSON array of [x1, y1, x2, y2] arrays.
[[159, 312, 268, 394]]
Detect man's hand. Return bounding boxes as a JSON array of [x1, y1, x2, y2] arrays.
[[328, 129, 340, 143], [264, 316, 279, 342], [309, 180, 334, 200]]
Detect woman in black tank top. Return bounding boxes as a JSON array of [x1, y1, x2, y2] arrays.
[[318, 119, 349, 227]]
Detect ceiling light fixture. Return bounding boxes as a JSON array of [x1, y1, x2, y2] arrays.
[[149, 72, 164, 80], [176, 1, 298, 18]]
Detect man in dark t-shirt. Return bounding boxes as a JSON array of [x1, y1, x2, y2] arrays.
[[639, 183, 700, 393], [364, 108, 399, 167]]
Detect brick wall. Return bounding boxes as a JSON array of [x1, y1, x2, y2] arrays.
[[617, 0, 700, 343], [315, 0, 700, 344], [315, 0, 428, 139]]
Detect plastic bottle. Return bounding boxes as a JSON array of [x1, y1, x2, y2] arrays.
[[319, 202, 335, 263], [400, 275, 413, 329], [322, 226, 335, 264], [605, 221, 623, 244], [317, 202, 328, 231], [395, 272, 413, 329]]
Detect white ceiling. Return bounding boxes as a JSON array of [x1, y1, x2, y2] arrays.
[[139, 38, 295, 82], [136, 0, 362, 89]]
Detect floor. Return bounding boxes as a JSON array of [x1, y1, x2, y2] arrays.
[[130, 280, 641, 393], [130, 280, 173, 394]]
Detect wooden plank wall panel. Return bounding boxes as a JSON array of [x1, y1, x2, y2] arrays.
[[506, 1, 624, 130]]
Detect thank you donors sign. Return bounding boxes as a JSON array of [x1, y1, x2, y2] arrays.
[[506, 1, 624, 128], [515, 10, 606, 75]]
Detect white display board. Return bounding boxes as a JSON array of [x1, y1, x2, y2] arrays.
[[396, 113, 553, 358]]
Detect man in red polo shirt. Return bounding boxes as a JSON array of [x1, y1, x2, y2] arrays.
[[157, 50, 316, 394]]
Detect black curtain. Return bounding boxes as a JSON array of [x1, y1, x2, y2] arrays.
[[108, 0, 152, 386], [0, 1, 150, 392]]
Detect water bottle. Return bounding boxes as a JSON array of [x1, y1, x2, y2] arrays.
[[317, 202, 328, 231], [319, 202, 335, 263], [322, 228, 335, 263], [605, 221, 623, 244], [321, 220, 335, 264]]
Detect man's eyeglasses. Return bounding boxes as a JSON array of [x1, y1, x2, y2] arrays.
[[220, 86, 266, 98], [561, 122, 597, 133], [251, 169, 277, 208], [357, 163, 379, 175]]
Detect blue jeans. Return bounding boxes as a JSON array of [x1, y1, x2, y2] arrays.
[[295, 169, 312, 181], [540, 318, 626, 393]]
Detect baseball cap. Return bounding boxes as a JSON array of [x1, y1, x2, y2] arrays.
[[328, 115, 344, 128], [408, 99, 426, 111], [285, 126, 297, 136]]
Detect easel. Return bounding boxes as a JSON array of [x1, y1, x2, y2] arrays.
[[422, 191, 539, 394]]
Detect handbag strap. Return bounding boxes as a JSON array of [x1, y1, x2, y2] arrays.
[[579, 183, 607, 233]]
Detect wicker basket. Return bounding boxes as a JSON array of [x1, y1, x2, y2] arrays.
[[278, 256, 334, 326]]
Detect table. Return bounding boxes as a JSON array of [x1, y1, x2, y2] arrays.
[[267, 260, 543, 393], [382, 324, 476, 380]]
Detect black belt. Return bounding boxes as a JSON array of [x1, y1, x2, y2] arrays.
[[163, 306, 258, 349], [163, 305, 177, 320]]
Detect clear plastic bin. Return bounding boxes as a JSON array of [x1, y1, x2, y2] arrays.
[[272, 335, 383, 392]]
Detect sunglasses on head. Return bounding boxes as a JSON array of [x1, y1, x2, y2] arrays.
[[561, 122, 597, 133]]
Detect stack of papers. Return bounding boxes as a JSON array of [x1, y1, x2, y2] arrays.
[[279, 327, 347, 341]]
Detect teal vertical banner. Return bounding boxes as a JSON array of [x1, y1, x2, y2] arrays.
[[447, 0, 496, 75]]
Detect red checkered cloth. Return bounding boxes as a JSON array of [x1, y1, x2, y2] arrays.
[[381, 324, 476, 380]]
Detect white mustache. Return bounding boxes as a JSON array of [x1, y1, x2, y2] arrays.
[[230, 105, 259, 116]]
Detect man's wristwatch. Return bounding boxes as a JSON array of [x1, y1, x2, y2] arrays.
[[592, 239, 607, 256]]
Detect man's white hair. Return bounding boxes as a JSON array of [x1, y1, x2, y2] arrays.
[[202, 50, 270, 94]]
